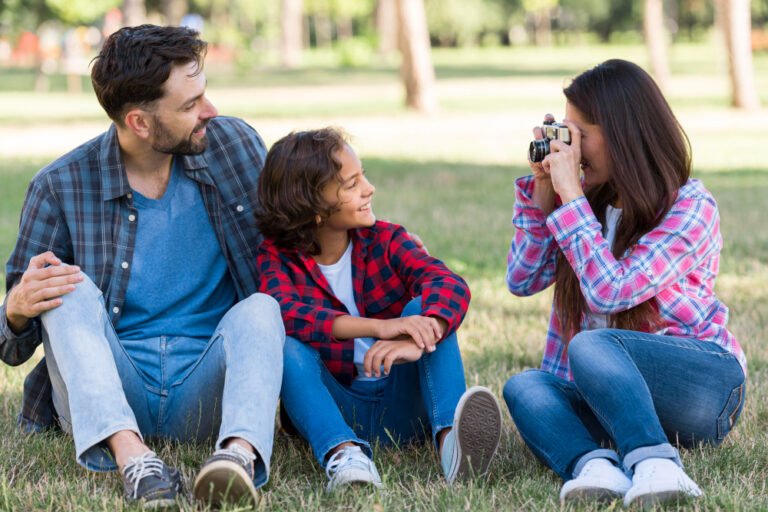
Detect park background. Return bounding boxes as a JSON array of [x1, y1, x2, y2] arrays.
[[0, 0, 767, 510]]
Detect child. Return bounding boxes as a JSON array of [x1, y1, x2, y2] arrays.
[[255, 127, 502, 490]]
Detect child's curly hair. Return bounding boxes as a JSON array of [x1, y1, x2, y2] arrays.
[[256, 127, 349, 255]]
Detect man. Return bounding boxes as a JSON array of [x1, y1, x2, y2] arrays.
[[0, 25, 283, 508]]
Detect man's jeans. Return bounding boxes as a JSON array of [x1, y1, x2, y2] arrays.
[[503, 329, 746, 481], [41, 274, 285, 488], [280, 298, 466, 466]]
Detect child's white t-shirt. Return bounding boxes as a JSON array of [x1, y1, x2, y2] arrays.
[[585, 204, 623, 331], [317, 242, 386, 381]]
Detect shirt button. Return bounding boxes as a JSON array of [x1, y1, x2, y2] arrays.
[[112, 307, 120, 314], [236, 205, 244, 213], [128, 214, 136, 222], [121, 261, 129, 269], [126, 193, 133, 199]]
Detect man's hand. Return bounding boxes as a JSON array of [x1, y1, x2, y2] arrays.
[[6, 252, 83, 333], [375, 315, 443, 353], [363, 339, 424, 377], [407, 232, 428, 253]]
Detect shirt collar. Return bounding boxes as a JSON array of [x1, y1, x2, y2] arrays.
[[99, 124, 213, 201]]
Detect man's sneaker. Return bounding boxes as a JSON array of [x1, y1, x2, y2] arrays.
[[122, 451, 183, 510], [623, 457, 702, 507], [193, 443, 260, 508], [441, 386, 502, 483], [559, 458, 632, 504], [325, 445, 382, 492]]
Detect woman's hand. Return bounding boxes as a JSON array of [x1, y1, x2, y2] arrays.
[[530, 125, 557, 215], [542, 120, 585, 204], [363, 339, 424, 377]]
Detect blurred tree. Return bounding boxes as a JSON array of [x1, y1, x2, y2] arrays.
[[644, 0, 670, 91], [396, 0, 437, 112], [716, 0, 760, 109], [523, 0, 557, 45], [161, 0, 187, 25], [281, 0, 303, 68], [46, 0, 120, 24], [122, 0, 146, 26], [425, 0, 505, 46], [376, 0, 398, 56]]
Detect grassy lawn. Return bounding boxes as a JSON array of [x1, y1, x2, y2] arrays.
[[1, 43, 767, 510]]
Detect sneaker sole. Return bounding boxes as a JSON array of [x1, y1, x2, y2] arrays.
[[561, 486, 624, 504], [452, 386, 502, 482], [625, 489, 698, 508], [193, 460, 260, 507]]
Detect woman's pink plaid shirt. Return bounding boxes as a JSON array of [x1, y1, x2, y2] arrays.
[[506, 175, 746, 380]]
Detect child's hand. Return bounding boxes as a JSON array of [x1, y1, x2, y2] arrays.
[[363, 339, 424, 377], [375, 316, 443, 352]]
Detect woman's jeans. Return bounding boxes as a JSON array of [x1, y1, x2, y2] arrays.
[[40, 274, 285, 488], [280, 298, 467, 466], [503, 328, 746, 481]]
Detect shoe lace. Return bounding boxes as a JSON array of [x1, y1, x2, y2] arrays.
[[214, 443, 257, 476], [123, 451, 165, 499], [325, 447, 370, 481]]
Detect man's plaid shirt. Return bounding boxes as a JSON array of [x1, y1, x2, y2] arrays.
[[0, 116, 267, 431], [256, 220, 471, 385]]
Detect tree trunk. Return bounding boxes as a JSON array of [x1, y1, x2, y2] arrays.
[[716, 0, 760, 109], [644, 0, 670, 91], [281, 0, 303, 68], [314, 15, 333, 47], [122, 0, 147, 27], [395, 0, 437, 113], [376, 0, 398, 57], [161, 0, 188, 26], [532, 9, 552, 46]]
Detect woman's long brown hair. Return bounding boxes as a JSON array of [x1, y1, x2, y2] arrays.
[[554, 59, 691, 341]]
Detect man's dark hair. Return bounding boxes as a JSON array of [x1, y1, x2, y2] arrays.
[[91, 25, 208, 123], [256, 128, 348, 256]]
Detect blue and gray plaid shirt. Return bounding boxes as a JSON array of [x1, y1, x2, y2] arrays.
[[0, 116, 266, 431]]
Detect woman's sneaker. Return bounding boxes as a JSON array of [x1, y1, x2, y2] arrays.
[[623, 457, 702, 507], [441, 386, 502, 483], [559, 458, 632, 504], [193, 443, 260, 508], [325, 445, 382, 492], [121, 451, 183, 510]]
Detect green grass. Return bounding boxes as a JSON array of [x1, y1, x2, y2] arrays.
[[1, 43, 767, 510]]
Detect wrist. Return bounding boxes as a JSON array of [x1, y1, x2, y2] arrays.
[[6, 310, 31, 335], [558, 185, 585, 205]]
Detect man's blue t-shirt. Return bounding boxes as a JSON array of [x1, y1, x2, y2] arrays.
[[117, 158, 237, 340]]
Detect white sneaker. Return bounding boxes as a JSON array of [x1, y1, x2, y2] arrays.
[[325, 445, 382, 492], [440, 386, 502, 484], [623, 457, 703, 507], [559, 457, 632, 504]]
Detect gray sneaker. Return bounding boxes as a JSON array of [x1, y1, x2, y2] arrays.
[[193, 443, 260, 508], [441, 386, 502, 483], [325, 445, 382, 492], [122, 451, 182, 510]]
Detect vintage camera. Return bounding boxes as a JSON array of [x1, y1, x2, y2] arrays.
[[528, 119, 571, 163]]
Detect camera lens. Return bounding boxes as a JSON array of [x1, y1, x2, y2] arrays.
[[528, 139, 550, 163]]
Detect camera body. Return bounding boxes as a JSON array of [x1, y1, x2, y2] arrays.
[[528, 121, 571, 163]]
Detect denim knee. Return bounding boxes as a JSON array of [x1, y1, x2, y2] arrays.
[[503, 370, 558, 416], [219, 293, 285, 345], [401, 297, 423, 317], [567, 329, 625, 377]]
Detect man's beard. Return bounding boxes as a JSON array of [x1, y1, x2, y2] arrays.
[[151, 115, 209, 155]]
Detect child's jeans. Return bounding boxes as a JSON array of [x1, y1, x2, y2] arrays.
[[280, 298, 467, 465], [503, 328, 746, 480]]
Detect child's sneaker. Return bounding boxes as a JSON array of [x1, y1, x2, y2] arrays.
[[325, 445, 382, 492], [623, 457, 702, 507], [441, 386, 502, 483], [559, 457, 632, 503]]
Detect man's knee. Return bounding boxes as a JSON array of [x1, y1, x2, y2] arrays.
[[222, 293, 285, 345]]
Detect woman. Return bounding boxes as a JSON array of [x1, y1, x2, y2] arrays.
[[503, 59, 746, 507]]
